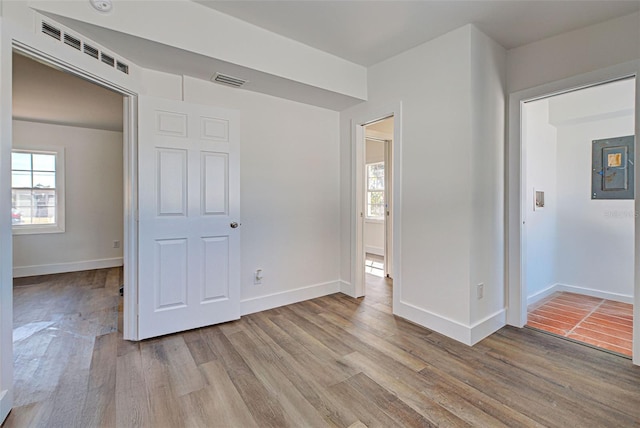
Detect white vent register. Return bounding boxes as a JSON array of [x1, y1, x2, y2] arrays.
[[212, 73, 247, 88], [39, 19, 130, 75]]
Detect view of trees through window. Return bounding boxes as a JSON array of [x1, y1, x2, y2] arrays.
[[11, 151, 57, 226], [367, 162, 384, 219]]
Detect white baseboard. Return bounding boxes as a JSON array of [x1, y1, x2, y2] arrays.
[[394, 300, 505, 346], [240, 280, 341, 316], [527, 284, 558, 306], [365, 246, 384, 257], [13, 257, 123, 278], [556, 283, 633, 304], [339, 280, 355, 297], [470, 309, 507, 345], [0, 389, 11, 424]]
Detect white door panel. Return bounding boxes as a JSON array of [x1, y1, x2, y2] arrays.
[[138, 96, 240, 340]]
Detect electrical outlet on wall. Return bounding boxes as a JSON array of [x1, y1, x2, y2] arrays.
[[477, 283, 484, 300], [254, 269, 263, 285], [113, 240, 120, 249]]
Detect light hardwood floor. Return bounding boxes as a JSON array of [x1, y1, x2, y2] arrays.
[[5, 268, 640, 427]]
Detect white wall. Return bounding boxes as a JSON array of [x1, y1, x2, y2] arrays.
[[12, 120, 123, 276], [524, 99, 558, 300], [507, 12, 640, 92], [468, 27, 506, 328], [364, 138, 384, 255], [175, 76, 341, 310], [341, 25, 506, 344], [553, 106, 635, 300]]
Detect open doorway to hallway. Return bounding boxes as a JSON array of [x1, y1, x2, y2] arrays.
[[522, 77, 636, 357], [362, 116, 393, 293]]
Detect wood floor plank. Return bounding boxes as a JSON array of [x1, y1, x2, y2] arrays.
[[341, 351, 472, 427], [8, 268, 640, 427], [242, 315, 363, 427], [115, 345, 151, 427], [344, 372, 435, 427], [246, 310, 358, 387], [79, 332, 118, 427], [179, 360, 258, 428], [204, 328, 294, 428], [479, 331, 640, 417], [139, 340, 189, 427], [159, 335, 206, 397], [328, 376, 405, 428], [225, 329, 330, 428]]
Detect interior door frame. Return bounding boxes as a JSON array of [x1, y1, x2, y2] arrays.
[[350, 103, 402, 308], [9, 43, 140, 340], [384, 137, 393, 278], [506, 60, 640, 365]]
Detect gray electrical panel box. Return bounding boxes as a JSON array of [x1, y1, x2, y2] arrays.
[[592, 135, 634, 199]]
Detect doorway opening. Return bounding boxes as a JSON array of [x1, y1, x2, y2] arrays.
[[522, 77, 636, 357], [360, 116, 394, 297], [10, 51, 130, 413]]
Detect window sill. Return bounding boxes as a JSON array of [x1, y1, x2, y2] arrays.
[[13, 224, 65, 235]]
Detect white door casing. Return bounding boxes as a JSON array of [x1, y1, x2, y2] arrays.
[[138, 96, 240, 340], [384, 137, 393, 278]]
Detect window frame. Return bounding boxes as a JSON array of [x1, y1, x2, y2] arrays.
[[366, 161, 385, 221], [11, 147, 65, 235]]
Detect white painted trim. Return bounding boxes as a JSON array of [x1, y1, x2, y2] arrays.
[[527, 283, 634, 306], [122, 96, 138, 342], [0, 390, 9, 426], [339, 280, 354, 296], [353, 122, 365, 298], [470, 309, 507, 345], [634, 65, 640, 366], [526, 284, 558, 306], [555, 283, 634, 304], [395, 300, 504, 346], [240, 280, 341, 316], [365, 246, 384, 257], [0, 21, 15, 424], [13, 257, 123, 278], [394, 300, 472, 345]]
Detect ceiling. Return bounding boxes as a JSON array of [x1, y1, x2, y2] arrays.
[[12, 53, 123, 131], [195, 1, 640, 66]]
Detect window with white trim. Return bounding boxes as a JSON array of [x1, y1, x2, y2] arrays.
[[11, 148, 65, 234], [366, 162, 385, 220]]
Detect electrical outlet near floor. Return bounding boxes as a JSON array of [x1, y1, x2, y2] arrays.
[[477, 283, 484, 300], [113, 240, 120, 249]]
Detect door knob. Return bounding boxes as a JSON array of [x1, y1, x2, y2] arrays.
[[230, 222, 240, 228]]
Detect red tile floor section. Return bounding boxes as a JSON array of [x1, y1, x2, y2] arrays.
[[527, 292, 633, 357]]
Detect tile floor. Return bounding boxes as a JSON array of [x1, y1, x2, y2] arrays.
[[527, 291, 633, 357]]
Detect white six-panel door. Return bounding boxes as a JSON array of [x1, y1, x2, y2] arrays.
[[138, 96, 240, 339]]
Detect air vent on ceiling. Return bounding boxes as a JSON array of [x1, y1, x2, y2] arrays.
[[212, 73, 247, 88], [83, 43, 99, 60], [63, 33, 81, 51], [41, 21, 61, 40], [39, 19, 130, 75], [100, 52, 115, 67]]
